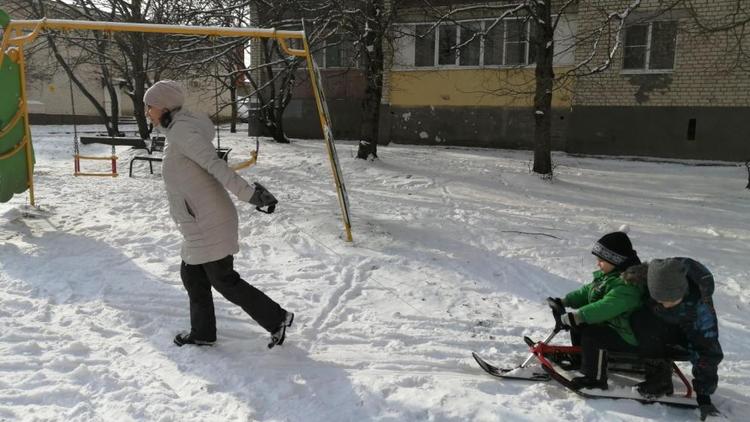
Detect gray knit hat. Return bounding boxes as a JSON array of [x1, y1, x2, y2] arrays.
[[143, 80, 185, 110], [647, 258, 688, 302]]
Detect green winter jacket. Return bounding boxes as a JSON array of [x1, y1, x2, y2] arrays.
[[564, 270, 644, 346]]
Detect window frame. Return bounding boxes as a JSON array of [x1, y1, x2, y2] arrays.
[[317, 36, 361, 70], [408, 18, 536, 69], [621, 20, 678, 74]]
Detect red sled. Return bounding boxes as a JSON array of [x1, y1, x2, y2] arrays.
[[473, 329, 698, 409]]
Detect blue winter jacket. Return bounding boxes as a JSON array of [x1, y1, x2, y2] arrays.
[[649, 258, 723, 396]]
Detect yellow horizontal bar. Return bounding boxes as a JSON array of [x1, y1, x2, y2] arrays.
[[75, 155, 117, 160], [9, 19, 45, 44], [74, 172, 118, 177], [7, 19, 305, 41]]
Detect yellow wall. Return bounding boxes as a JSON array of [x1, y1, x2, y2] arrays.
[[389, 68, 573, 108]]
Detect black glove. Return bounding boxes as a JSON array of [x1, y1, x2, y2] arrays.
[[546, 297, 566, 332], [547, 297, 565, 315], [249, 182, 278, 214], [697, 395, 720, 420]]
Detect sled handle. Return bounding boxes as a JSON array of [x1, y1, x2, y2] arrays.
[[519, 328, 559, 369]]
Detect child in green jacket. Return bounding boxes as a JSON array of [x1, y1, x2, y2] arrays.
[[548, 230, 644, 390]]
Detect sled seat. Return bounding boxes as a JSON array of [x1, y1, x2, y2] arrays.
[[609, 344, 691, 363]]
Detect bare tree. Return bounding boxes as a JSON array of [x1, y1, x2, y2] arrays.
[[414, 0, 655, 177], [17, 1, 124, 135], [228, 0, 342, 143], [327, 0, 397, 160], [18, 0, 214, 139], [174, 2, 254, 133], [219, 0, 306, 143], [682, 0, 750, 70]]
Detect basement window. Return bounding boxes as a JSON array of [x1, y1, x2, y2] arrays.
[[687, 118, 697, 141]]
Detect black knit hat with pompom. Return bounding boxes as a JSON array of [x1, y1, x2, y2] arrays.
[[591, 230, 640, 269]]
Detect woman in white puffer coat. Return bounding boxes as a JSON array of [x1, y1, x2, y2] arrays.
[[144, 80, 293, 349]]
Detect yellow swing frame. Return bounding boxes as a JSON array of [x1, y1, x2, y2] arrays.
[[1, 15, 352, 241]]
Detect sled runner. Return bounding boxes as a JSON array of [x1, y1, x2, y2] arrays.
[[473, 329, 698, 409]]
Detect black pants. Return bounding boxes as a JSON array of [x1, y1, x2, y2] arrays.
[[571, 324, 638, 380], [630, 307, 687, 358], [180, 255, 286, 341]]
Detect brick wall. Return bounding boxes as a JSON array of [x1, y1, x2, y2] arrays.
[[573, 0, 750, 107]]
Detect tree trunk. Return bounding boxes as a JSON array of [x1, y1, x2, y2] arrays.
[[356, 0, 385, 160], [271, 103, 290, 143], [126, 31, 151, 140], [47, 36, 113, 136], [133, 77, 149, 139], [229, 86, 237, 133], [95, 36, 121, 136], [531, 1, 554, 177], [103, 77, 121, 136]]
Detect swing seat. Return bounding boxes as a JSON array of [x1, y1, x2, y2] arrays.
[[80, 135, 147, 148]]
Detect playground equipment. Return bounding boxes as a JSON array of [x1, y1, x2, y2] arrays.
[[0, 9, 36, 204], [0, 9, 352, 241]]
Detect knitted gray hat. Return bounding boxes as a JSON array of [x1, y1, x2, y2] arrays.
[[647, 258, 688, 302], [143, 80, 185, 110]]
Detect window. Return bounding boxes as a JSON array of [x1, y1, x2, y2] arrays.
[[623, 21, 678, 71], [325, 35, 344, 68], [415, 24, 436, 67], [483, 21, 504, 65], [505, 20, 529, 65], [459, 22, 481, 66], [484, 19, 534, 66], [321, 35, 358, 69], [438, 24, 458, 65], [413, 19, 534, 67]]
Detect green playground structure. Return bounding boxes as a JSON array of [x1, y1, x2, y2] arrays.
[[0, 8, 36, 204]]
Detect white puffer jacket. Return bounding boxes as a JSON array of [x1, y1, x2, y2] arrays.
[[162, 109, 255, 265]]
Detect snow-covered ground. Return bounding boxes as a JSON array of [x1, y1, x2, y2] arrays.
[[1, 125, 749, 422]]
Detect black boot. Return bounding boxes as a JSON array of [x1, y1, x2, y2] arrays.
[[637, 359, 674, 397], [174, 332, 216, 347], [268, 311, 294, 349], [572, 348, 608, 390]]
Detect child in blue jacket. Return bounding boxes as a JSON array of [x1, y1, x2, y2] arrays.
[[624, 258, 723, 420]]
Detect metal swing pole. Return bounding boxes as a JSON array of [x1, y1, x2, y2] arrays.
[[64, 35, 81, 176], [212, 37, 222, 154]]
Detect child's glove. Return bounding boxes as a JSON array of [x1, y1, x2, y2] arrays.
[[249, 182, 278, 214], [546, 297, 566, 331], [546, 297, 565, 314]]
